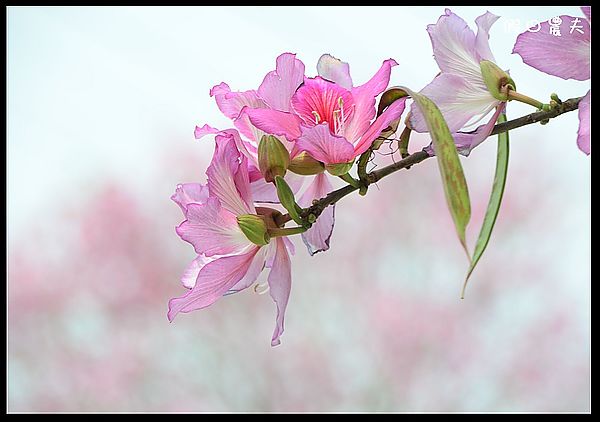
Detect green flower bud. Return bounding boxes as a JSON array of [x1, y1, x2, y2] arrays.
[[479, 60, 516, 101], [288, 152, 325, 175], [237, 214, 270, 246], [325, 161, 354, 176], [258, 135, 290, 183], [274, 175, 304, 226]]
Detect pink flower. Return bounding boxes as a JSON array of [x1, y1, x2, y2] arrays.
[[410, 9, 507, 156], [196, 53, 401, 255], [512, 7, 591, 155], [168, 133, 294, 347], [241, 54, 406, 166]]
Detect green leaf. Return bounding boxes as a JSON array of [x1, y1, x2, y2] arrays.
[[399, 86, 471, 258], [462, 113, 509, 298]]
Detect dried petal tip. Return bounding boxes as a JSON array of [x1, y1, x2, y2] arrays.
[[258, 135, 290, 183], [288, 152, 325, 176], [479, 60, 516, 101], [237, 214, 270, 246]]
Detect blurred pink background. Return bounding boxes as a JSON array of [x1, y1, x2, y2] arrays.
[[7, 6, 590, 412]]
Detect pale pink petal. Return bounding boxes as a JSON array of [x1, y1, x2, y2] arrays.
[[181, 255, 217, 289], [410, 73, 498, 133], [267, 237, 292, 346], [343, 59, 398, 143], [258, 52, 305, 112], [251, 171, 305, 203], [512, 15, 591, 81], [194, 123, 221, 139], [475, 11, 500, 62], [229, 246, 269, 293], [316, 54, 353, 90], [209, 84, 269, 142], [582, 6, 591, 22], [298, 173, 335, 255], [210, 82, 267, 120], [354, 97, 407, 156], [176, 198, 251, 257], [282, 236, 295, 256], [427, 9, 482, 84], [207, 134, 254, 215], [295, 123, 356, 165], [577, 90, 590, 155], [290, 77, 355, 134], [241, 107, 303, 141], [171, 183, 209, 214], [452, 103, 505, 156], [167, 248, 260, 321]]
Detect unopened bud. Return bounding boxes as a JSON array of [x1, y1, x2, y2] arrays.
[[325, 161, 354, 176], [237, 214, 270, 246], [258, 135, 290, 183], [480, 60, 516, 101], [288, 152, 325, 175]]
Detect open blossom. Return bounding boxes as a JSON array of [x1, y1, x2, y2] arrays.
[[241, 54, 406, 168], [168, 133, 294, 347], [512, 7, 591, 155], [410, 9, 508, 156], [195, 53, 334, 255]]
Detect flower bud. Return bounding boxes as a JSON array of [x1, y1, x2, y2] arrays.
[[288, 152, 325, 175], [325, 161, 354, 176], [237, 214, 270, 246], [258, 135, 290, 183], [479, 60, 516, 101]]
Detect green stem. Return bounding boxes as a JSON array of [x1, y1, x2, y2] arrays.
[[269, 226, 307, 237], [507, 91, 545, 109], [338, 173, 361, 188]]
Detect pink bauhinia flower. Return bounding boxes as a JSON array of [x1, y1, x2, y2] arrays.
[[195, 53, 335, 255], [241, 54, 406, 168], [410, 9, 508, 156], [168, 133, 294, 347], [512, 7, 591, 155]]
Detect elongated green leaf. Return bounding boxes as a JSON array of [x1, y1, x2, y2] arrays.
[[461, 113, 509, 298], [399, 86, 471, 258]]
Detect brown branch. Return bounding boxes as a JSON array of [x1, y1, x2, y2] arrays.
[[280, 96, 583, 227]]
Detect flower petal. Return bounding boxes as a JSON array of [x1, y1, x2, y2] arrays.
[[298, 173, 335, 255], [354, 97, 407, 156], [250, 171, 305, 203], [291, 76, 355, 134], [452, 103, 505, 156], [512, 15, 591, 81], [582, 6, 591, 22], [210, 82, 267, 120], [171, 183, 209, 214], [229, 246, 269, 293], [295, 123, 356, 165], [475, 11, 500, 62], [343, 58, 398, 143], [258, 52, 305, 112], [207, 134, 254, 215], [267, 237, 292, 346], [316, 54, 353, 90], [427, 9, 482, 84], [181, 255, 217, 289], [410, 73, 498, 133], [176, 198, 251, 257], [194, 123, 221, 139], [577, 90, 591, 155], [241, 107, 303, 140], [167, 248, 260, 321]]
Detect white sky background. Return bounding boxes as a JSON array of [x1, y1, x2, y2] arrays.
[[7, 5, 589, 237]]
